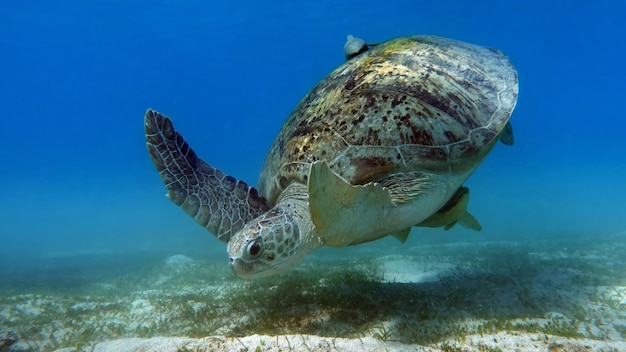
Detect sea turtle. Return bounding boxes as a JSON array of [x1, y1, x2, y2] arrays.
[[144, 35, 518, 279]]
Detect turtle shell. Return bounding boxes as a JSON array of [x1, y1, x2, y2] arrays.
[[259, 35, 518, 204]]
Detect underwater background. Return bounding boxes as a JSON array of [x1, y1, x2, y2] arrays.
[[0, 0, 625, 350], [1, 0, 624, 270]]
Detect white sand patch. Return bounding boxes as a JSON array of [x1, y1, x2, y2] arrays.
[[600, 286, 626, 307], [165, 254, 194, 267], [374, 255, 454, 283]]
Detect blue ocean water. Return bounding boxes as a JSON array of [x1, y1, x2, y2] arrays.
[[0, 0, 624, 272]]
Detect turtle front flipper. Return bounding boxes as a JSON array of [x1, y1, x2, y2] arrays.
[[144, 109, 271, 243], [308, 160, 446, 247], [308, 160, 395, 247]]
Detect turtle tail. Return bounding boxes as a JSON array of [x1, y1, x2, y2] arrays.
[[144, 109, 271, 243]]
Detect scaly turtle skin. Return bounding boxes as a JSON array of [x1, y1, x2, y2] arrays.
[[145, 35, 518, 279]]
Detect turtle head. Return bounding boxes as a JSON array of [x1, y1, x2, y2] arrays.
[[227, 198, 320, 279]]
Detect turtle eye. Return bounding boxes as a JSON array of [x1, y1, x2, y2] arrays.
[[247, 242, 262, 257]]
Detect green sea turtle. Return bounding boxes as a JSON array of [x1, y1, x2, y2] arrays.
[[144, 35, 518, 279]]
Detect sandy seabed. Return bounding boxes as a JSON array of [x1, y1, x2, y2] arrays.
[[55, 332, 626, 352], [1, 231, 625, 352]]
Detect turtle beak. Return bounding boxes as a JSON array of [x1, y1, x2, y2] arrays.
[[229, 255, 280, 279], [229, 256, 253, 278]]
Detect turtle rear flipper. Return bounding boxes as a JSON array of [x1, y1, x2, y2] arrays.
[[416, 187, 482, 231], [499, 121, 514, 146], [144, 109, 271, 242]]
